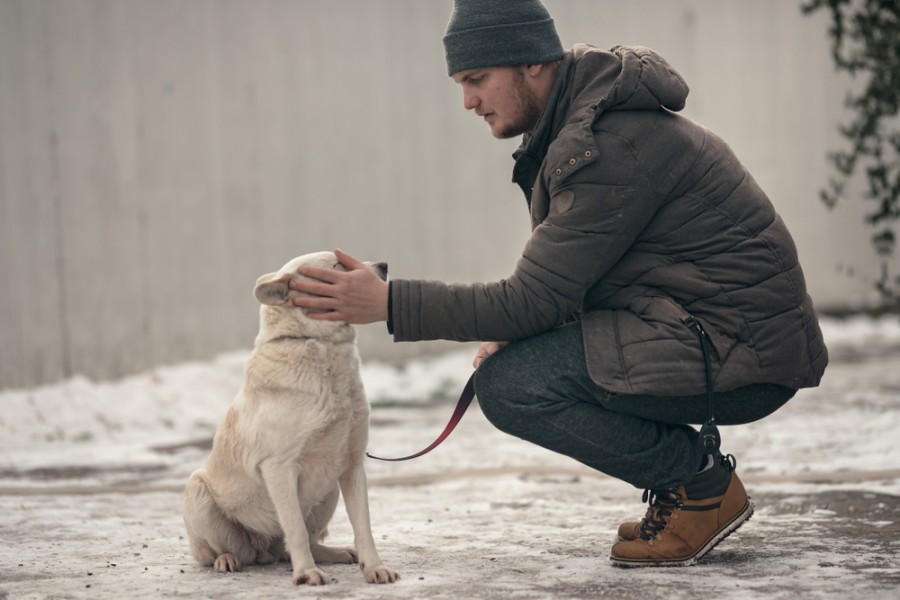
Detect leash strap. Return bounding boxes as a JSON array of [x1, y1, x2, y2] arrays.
[[366, 372, 476, 462], [684, 315, 721, 454]]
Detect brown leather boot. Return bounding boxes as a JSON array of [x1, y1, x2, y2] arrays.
[[617, 520, 641, 542], [609, 467, 753, 567], [616, 488, 667, 542]]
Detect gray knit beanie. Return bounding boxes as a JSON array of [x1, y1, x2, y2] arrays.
[[443, 0, 564, 76]]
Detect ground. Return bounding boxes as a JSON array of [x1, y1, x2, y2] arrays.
[[1, 318, 899, 599]]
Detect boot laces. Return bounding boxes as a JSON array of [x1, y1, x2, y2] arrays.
[[637, 488, 683, 541], [635, 453, 736, 541]]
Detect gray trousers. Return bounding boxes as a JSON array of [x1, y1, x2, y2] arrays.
[[473, 322, 795, 490]]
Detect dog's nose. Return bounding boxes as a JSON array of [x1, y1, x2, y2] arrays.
[[372, 262, 388, 281]]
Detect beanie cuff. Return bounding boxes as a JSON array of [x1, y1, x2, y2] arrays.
[[443, 18, 564, 75]]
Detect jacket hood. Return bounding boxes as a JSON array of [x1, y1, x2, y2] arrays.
[[513, 45, 689, 196], [568, 44, 689, 114]]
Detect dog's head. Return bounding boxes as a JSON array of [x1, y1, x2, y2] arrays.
[[252, 251, 388, 342]]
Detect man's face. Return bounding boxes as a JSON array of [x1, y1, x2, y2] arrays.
[[452, 66, 544, 139]]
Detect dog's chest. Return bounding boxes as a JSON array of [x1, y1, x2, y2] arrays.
[[240, 342, 369, 446]]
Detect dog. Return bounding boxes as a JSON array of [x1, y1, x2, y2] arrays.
[[182, 251, 398, 586]]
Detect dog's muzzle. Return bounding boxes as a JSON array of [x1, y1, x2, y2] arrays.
[[370, 262, 388, 282]]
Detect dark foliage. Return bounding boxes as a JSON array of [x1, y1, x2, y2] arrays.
[[802, 0, 900, 298]]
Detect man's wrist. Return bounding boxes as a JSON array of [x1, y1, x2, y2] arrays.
[[386, 280, 394, 334]]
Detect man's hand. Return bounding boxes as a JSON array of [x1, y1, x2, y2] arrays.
[[473, 341, 509, 369], [290, 249, 389, 324]]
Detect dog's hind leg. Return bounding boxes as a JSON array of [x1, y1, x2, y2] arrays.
[[183, 470, 257, 573], [308, 485, 358, 565]]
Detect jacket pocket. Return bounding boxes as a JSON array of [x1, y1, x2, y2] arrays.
[[630, 296, 729, 362]]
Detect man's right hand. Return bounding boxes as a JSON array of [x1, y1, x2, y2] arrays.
[[473, 341, 509, 369]]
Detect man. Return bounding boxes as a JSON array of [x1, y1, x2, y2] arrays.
[[290, 0, 827, 567]]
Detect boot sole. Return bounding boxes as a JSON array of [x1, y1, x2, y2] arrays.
[[609, 497, 754, 568]]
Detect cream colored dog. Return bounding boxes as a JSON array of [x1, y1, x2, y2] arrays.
[[182, 251, 398, 586]]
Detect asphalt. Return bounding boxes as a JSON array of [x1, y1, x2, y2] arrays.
[[1, 344, 899, 600]]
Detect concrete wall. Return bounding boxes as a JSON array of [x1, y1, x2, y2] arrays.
[[0, 0, 889, 389]]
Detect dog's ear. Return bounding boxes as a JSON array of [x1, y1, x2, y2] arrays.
[[253, 272, 292, 305]]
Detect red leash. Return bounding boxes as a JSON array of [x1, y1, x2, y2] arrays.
[[366, 372, 476, 462]]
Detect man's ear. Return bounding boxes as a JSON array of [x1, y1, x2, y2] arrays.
[[253, 272, 292, 305], [525, 63, 544, 78]]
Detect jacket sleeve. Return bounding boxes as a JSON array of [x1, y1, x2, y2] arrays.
[[390, 131, 660, 343]]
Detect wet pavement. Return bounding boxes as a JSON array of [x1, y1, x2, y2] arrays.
[[1, 344, 899, 599]]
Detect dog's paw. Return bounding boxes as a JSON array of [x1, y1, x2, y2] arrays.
[[363, 564, 400, 584], [293, 566, 329, 586], [213, 553, 241, 573]]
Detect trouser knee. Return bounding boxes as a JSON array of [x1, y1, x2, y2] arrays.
[[473, 353, 519, 433]]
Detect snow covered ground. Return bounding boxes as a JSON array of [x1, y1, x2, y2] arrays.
[[1, 316, 899, 599]]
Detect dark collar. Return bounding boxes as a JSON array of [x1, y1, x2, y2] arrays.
[[511, 50, 576, 204]]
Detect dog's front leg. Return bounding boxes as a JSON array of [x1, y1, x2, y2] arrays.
[[339, 461, 399, 584], [260, 463, 328, 586]]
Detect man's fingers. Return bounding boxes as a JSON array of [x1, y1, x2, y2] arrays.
[[289, 293, 345, 320], [473, 341, 509, 368], [295, 265, 343, 284], [291, 294, 336, 310], [290, 279, 335, 297], [303, 309, 345, 321], [334, 248, 366, 271]]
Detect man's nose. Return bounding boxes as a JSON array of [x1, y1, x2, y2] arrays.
[[463, 90, 480, 111]]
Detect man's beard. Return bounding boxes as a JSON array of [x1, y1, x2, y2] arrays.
[[493, 71, 544, 139]]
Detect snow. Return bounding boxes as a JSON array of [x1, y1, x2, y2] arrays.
[[2, 315, 898, 478], [1, 316, 899, 598]]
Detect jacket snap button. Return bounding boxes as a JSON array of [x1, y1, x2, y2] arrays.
[[569, 158, 577, 165], [555, 168, 562, 175], [585, 150, 592, 157]]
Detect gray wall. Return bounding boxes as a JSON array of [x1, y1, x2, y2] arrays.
[[0, 0, 890, 389]]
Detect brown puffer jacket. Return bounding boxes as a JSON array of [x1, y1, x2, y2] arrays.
[[390, 44, 828, 396]]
